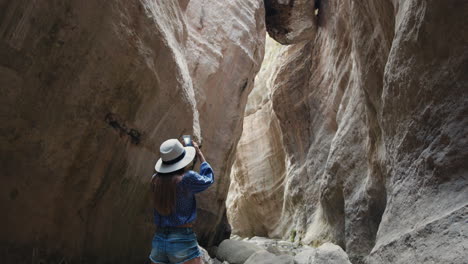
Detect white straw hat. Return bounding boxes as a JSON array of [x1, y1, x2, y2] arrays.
[[154, 139, 196, 174]]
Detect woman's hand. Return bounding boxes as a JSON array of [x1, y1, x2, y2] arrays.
[[192, 141, 206, 163]]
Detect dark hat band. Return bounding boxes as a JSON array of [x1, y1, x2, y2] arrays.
[[162, 150, 186, 165]]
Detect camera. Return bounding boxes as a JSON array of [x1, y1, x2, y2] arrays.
[[182, 135, 193, 147]]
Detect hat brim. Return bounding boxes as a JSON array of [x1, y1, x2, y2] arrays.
[[154, 146, 196, 174]]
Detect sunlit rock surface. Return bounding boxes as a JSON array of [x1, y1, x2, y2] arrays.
[[184, 0, 266, 248], [228, 0, 468, 263], [0, 0, 265, 263], [227, 37, 286, 238]]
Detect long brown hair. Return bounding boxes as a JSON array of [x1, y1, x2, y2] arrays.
[[152, 168, 184, 216]]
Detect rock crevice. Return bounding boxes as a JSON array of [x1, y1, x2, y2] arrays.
[[228, 0, 467, 263]]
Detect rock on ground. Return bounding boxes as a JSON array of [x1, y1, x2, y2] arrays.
[[294, 243, 352, 264], [232, 235, 314, 256], [244, 251, 294, 264], [214, 237, 350, 264], [216, 239, 264, 264]]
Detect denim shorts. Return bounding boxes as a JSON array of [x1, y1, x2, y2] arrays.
[[149, 227, 201, 264]]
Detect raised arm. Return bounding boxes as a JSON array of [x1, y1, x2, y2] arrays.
[[182, 162, 214, 193], [181, 141, 214, 193], [193, 141, 206, 163]]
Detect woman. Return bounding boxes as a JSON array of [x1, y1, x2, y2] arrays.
[[149, 138, 214, 264]]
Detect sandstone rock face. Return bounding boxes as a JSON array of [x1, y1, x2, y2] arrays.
[[227, 36, 287, 238], [0, 0, 264, 263], [184, 0, 266, 247], [264, 0, 318, 44], [228, 0, 468, 263]]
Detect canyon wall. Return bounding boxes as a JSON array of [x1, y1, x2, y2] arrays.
[[228, 0, 468, 263], [227, 37, 286, 238], [0, 0, 264, 263]]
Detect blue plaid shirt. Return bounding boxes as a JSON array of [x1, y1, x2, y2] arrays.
[[153, 162, 214, 227]]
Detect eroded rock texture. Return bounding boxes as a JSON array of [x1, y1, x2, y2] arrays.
[[264, 0, 318, 44], [0, 0, 264, 263], [227, 37, 286, 238], [228, 0, 468, 263], [185, 0, 265, 247]]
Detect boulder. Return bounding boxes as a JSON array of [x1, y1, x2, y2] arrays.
[[227, 36, 287, 239], [245, 251, 294, 264], [294, 243, 352, 264], [216, 239, 265, 264], [246, 236, 314, 256]]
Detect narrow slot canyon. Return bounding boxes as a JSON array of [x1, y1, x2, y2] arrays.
[[1, 0, 467, 264]]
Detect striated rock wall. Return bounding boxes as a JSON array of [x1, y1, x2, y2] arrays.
[[228, 0, 468, 263], [264, 0, 317, 44], [0, 0, 264, 263], [227, 36, 286, 238], [185, 0, 265, 247]]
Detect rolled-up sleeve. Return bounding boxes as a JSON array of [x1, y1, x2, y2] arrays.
[[181, 162, 214, 193]]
